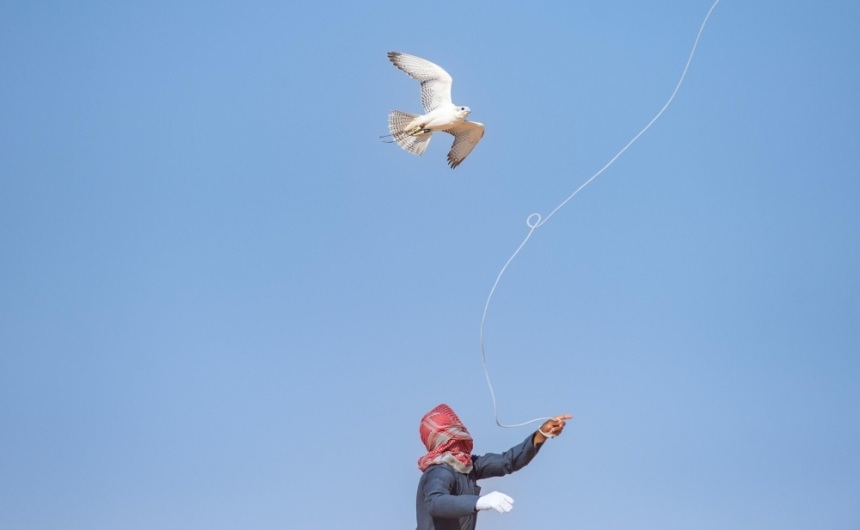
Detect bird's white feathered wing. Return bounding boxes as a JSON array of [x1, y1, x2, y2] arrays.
[[444, 121, 485, 169], [387, 51, 453, 113]]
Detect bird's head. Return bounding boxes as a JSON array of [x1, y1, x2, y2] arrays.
[[456, 106, 471, 119]]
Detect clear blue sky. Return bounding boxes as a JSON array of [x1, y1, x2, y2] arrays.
[[2, 1, 859, 529]]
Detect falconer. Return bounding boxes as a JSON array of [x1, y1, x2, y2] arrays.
[[415, 404, 572, 530]]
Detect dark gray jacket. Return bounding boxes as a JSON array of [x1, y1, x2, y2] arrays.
[[415, 433, 541, 530]]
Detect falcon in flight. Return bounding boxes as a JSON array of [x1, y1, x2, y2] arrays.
[[385, 51, 485, 169]]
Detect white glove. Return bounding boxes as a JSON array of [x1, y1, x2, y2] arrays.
[[475, 491, 514, 513]]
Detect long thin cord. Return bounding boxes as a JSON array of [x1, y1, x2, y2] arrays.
[[480, 0, 721, 428]]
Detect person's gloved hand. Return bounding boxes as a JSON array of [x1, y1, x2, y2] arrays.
[[475, 491, 514, 513]]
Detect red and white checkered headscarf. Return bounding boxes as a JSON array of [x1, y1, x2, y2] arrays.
[[417, 404, 474, 474]]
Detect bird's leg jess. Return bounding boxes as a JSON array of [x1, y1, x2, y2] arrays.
[[406, 125, 430, 136]]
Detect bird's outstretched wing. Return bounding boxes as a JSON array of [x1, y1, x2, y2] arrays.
[[444, 121, 485, 169], [388, 51, 453, 113]]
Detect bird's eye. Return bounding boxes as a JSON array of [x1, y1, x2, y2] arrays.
[[460, 107, 465, 111]]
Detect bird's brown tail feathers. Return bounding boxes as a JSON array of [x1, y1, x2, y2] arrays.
[[388, 110, 432, 156]]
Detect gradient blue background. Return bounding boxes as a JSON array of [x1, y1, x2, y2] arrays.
[[2, 1, 858, 528]]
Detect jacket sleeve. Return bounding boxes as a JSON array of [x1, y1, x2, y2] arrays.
[[421, 466, 480, 518], [472, 433, 541, 480]]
